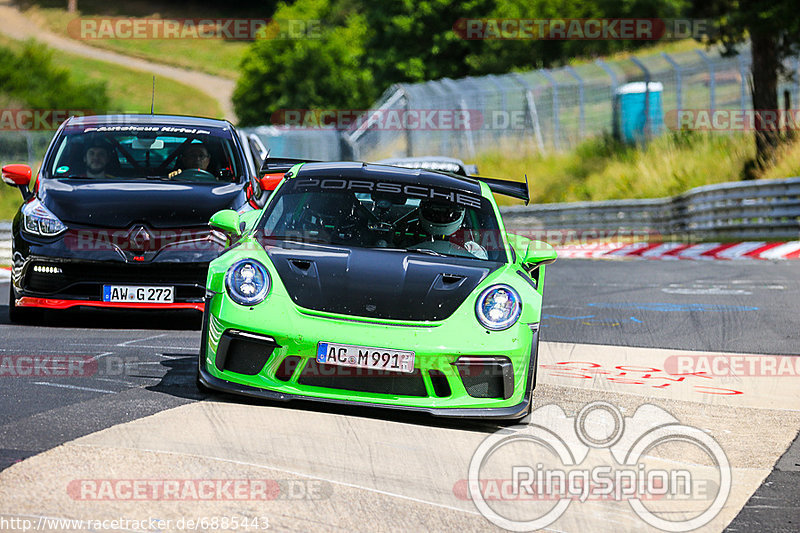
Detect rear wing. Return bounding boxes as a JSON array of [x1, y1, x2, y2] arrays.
[[259, 156, 319, 174], [373, 157, 528, 204], [259, 156, 530, 204], [476, 175, 530, 205]]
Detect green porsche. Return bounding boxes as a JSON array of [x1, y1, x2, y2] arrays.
[[197, 160, 556, 420]]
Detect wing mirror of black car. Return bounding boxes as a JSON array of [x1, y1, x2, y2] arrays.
[[209, 209, 242, 238], [259, 173, 283, 192], [2, 164, 33, 201]]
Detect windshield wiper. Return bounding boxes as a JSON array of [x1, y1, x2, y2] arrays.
[[407, 248, 450, 257]]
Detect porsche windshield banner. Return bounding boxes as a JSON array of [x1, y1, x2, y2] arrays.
[[290, 178, 483, 209]]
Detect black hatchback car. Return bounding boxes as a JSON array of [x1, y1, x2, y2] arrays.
[[1, 114, 272, 322]]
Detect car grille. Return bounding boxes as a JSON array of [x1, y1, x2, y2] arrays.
[[25, 261, 207, 300], [298, 359, 427, 397]]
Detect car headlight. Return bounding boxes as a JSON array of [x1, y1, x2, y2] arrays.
[[225, 259, 271, 306], [21, 198, 67, 237], [475, 284, 522, 330]]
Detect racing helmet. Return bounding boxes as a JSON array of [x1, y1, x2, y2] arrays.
[[419, 199, 465, 236]]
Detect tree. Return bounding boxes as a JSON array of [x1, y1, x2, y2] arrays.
[[466, 0, 688, 73], [233, 0, 375, 126], [360, 0, 493, 83], [692, 0, 800, 175]]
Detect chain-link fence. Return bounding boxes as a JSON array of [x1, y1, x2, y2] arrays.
[[244, 43, 800, 163], [345, 43, 800, 161], [6, 44, 799, 167]]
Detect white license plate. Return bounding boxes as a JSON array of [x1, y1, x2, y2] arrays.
[[102, 285, 174, 303], [316, 342, 415, 373]]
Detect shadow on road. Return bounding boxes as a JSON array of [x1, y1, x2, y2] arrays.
[[149, 355, 511, 435], [1, 304, 202, 330]]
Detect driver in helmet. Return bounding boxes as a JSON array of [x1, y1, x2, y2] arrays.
[[412, 199, 488, 259]]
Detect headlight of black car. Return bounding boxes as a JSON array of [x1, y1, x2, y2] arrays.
[[21, 199, 67, 237]]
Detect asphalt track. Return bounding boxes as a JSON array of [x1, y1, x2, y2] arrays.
[[0, 259, 798, 532]]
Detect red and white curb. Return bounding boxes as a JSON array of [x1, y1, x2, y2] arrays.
[[555, 241, 800, 260]]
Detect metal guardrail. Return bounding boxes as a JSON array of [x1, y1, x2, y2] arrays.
[[0, 177, 798, 262], [501, 176, 800, 240]]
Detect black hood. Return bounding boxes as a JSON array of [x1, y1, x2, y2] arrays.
[[266, 244, 500, 321], [39, 178, 243, 228]]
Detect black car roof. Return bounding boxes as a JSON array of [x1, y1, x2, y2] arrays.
[[294, 161, 484, 195], [65, 114, 232, 128]]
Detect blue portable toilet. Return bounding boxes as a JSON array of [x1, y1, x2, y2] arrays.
[[613, 82, 664, 143]]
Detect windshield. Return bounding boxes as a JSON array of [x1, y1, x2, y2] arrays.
[[257, 175, 507, 262], [45, 123, 244, 182]]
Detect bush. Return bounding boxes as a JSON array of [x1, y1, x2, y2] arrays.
[[0, 40, 110, 112], [234, 0, 375, 126]]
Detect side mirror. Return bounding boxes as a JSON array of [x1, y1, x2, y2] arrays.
[[523, 241, 557, 271], [2, 164, 31, 186], [2, 164, 33, 201], [259, 173, 283, 192], [209, 209, 241, 237], [239, 209, 262, 234], [506, 233, 531, 263]]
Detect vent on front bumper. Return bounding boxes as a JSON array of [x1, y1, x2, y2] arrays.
[[453, 356, 514, 399], [215, 330, 278, 376], [428, 369, 452, 397], [298, 359, 427, 397]]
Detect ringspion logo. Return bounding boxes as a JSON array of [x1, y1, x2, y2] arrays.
[[465, 401, 730, 531]]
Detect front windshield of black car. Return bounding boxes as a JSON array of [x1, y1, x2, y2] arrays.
[[257, 175, 508, 262], [45, 124, 243, 182]]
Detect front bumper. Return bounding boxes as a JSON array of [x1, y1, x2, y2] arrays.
[[12, 254, 208, 310], [15, 296, 204, 312], [199, 293, 540, 419]]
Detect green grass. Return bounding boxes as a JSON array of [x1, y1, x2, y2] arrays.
[[22, 1, 251, 80], [0, 32, 224, 220], [51, 49, 224, 116], [0, 34, 222, 116], [475, 132, 761, 207]]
